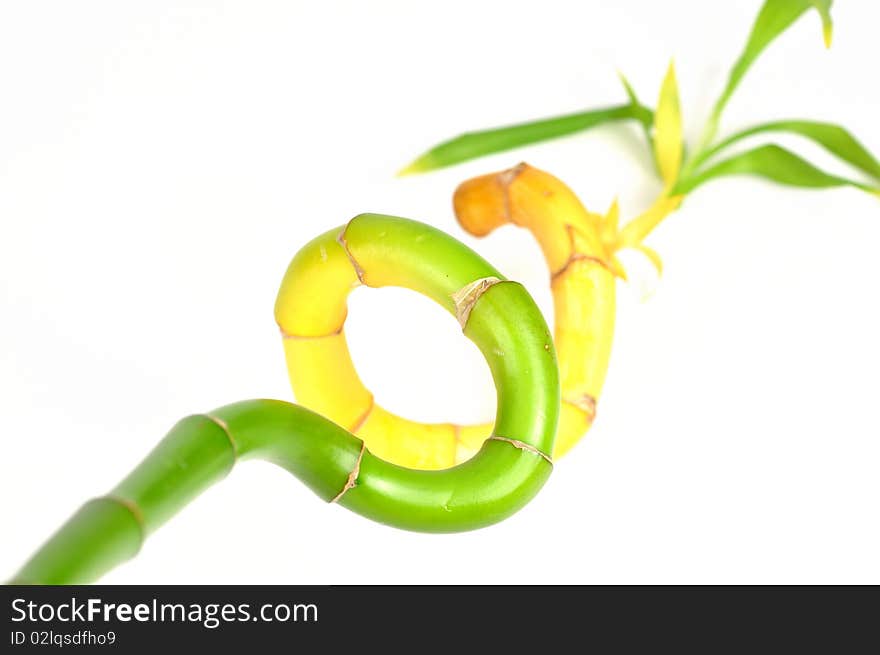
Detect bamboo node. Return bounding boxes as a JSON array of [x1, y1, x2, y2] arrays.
[[203, 413, 239, 464], [563, 393, 597, 421], [348, 396, 375, 433], [336, 223, 366, 284], [99, 495, 147, 549], [278, 324, 343, 340], [330, 441, 366, 503], [488, 435, 553, 466], [499, 162, 528, 188], [551, 252, 611, 282], [498, 162, 528, 225], [551, 224, 613, 282], [452, 276, 502, 329]]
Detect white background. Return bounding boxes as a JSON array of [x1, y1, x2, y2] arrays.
[[1, 1, 878, 584]]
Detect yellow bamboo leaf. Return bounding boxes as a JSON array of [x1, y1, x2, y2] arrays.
[[601, 197, 620, 245], [608, 255, 628, 281], [654, 61, 683, 186], [634, 244, 664, 276]]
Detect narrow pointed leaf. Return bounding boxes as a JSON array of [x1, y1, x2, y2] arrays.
[[674, 143, 877, 195], [697, 120, 880, 181], [653, 61, 683, 185], [618, 73, 640, 110], [616, 194, 683, 249], [707, 0, 833, 138], [600, 197, 621, 246], [618, 70, 654, 152], [399, 103, 653, 175], [634, 244, 664, 277]]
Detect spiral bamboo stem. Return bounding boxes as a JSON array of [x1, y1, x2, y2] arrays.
[[281, 165, 678, 465], [10, 214, 559, 584]]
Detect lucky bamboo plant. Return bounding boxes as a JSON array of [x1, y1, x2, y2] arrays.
[[280, 0, 878, 470]]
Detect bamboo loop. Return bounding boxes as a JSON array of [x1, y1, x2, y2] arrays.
[[280, 165, 629, 462], [11, 215, 559, 583]]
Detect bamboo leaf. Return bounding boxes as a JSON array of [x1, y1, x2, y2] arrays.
[[618, 70, 654, 152], [674, 143, 877, 195], [602, 197, 621, 244], [634, 244, 664, 276], [616, 194, 683, 249], [707, 0, 833, 138], [618, 72, 640, 109], [653, 61, 683, 185], [697, 120, 880, 181], [399, 103, 653, 175]]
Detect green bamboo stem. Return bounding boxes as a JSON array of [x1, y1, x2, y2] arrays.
[[9, 214, 559, 584]]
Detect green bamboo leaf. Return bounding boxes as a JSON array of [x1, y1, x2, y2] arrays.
[[705, 0, 833, 141], [674, 144, 878, 195], [399, 102, 653, 175], [618, 72, 641, 111], [618, 70, 654, 152], [696, 120, 880, 181]]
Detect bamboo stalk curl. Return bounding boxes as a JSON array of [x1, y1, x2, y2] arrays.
[[282, 165, 677, 466], [10, 214, 559, 584]]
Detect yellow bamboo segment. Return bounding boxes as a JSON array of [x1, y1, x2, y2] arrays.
[[448, 423, 492, 464], [556, 401, 594, 458], [281, 332, 373, 431], [356, 407, 458, 470], [454, 164, 616, 458], [552, 259, 614, 434], [275, 228, 359, 337]]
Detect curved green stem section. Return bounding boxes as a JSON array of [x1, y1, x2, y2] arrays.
[[10, 215, 559, 584]]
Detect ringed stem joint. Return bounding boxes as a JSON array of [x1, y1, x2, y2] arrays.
[[555, 224, 614, 280], [488, 435, 553, 466], [551, 250, 611, 282], [337, 222, 366, 284], [563, 394, 597, 422], [100, 495, 146, 548], [499, 163, 527, 224], [452, 276, 503, 329], [279, 325, 344, 340], [203, 413, 239, 463], [348, 396, 375, 433], [330, 441, 366, 504]]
